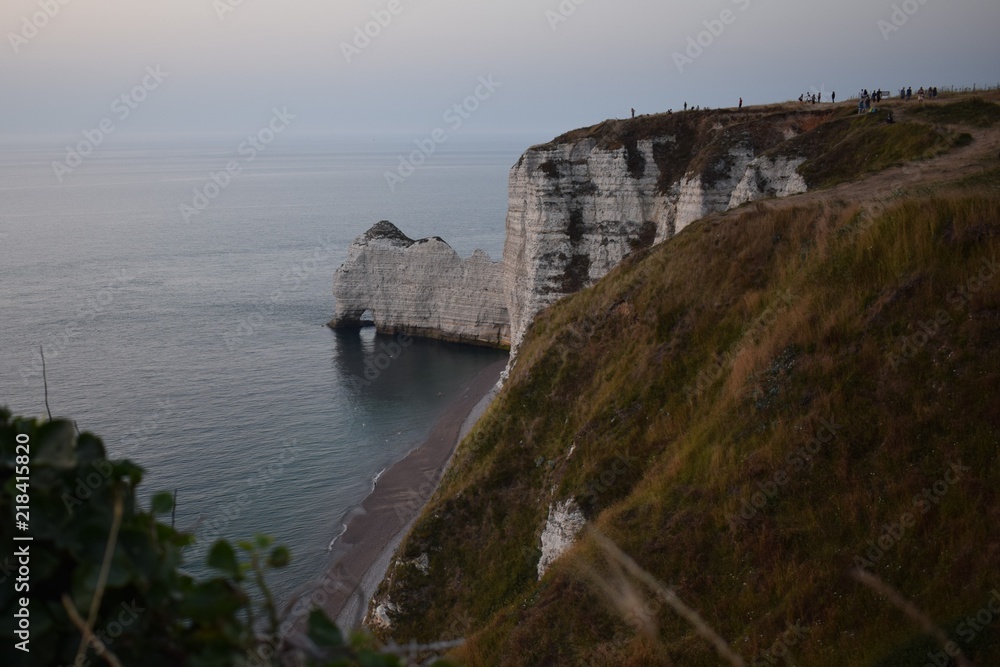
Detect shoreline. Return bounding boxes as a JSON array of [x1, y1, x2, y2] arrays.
[[288, 357, 507, 633]]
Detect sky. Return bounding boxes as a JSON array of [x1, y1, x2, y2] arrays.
[[2, 0, 999, 142]]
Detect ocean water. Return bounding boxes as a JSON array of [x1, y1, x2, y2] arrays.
[[0, 136, 524, 604]]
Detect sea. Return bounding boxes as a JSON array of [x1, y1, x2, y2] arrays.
[[0, 134, 533, 605]]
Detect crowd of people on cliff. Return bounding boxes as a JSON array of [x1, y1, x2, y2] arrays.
[[791, 86, 941, 113], [628, 83, 942, 121], [798, 91, 833, 104], [898, 86, 939, 102], [857, 89, 883, 114], [630, 102, 712, 117], [854, 86, 938, 115]]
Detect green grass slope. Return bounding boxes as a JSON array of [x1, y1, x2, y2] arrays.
[[374, 104, 1000, 666]]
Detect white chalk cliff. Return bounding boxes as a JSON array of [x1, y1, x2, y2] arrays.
[[503, 111, 812, 353], [329, 221, 510, 347], [332, 109, 821, 355]]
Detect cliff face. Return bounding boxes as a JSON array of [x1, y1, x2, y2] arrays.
[[329, 221, 510, 348], [503, 108, 818, 352], [332, 109, 835, 354]]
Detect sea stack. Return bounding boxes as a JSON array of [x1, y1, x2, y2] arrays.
[[329, 221, 511, 348]]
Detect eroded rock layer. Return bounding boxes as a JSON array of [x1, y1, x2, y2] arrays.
[[502, 108, 818, 352], [333, 108, 828, 353], [329, 221, 510, 348]]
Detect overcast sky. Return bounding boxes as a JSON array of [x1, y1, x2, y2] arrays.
[[2, 0, 998, 142]]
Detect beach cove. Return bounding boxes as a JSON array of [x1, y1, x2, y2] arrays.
[[278, 357, 506, 633]]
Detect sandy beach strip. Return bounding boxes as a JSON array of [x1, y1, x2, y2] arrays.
[[284, 357, 507, 635]]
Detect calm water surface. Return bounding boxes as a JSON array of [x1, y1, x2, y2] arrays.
[[0, 136, 527, 601]]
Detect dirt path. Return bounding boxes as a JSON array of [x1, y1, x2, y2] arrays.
[[765, 102, 1000, 218]]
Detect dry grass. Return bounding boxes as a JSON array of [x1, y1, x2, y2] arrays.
[[372, 107, 1000, 666], [852, 569, 973, 667]]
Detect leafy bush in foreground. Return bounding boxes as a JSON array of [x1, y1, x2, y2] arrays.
[[0, 409, 401, 667]]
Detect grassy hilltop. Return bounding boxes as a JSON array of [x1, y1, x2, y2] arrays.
[[373, 93, 1000, 666]]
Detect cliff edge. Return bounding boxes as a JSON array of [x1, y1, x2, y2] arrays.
[[502, 107, 844, 352], [331, 104, 972, 357]]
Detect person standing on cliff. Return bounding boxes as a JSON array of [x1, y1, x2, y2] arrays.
[[739, 97, 743, 110], [832, 91, 836, 104], [631, 108, 635, 119]]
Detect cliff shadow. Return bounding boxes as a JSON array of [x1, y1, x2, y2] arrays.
[[329, 327, 507, 404]]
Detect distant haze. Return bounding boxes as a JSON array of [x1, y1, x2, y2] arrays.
[[2, 0, 998, 142]]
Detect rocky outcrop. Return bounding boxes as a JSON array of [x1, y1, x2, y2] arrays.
[[331, 109, 827, 355], [729, 155, 808, 208], [502, 139, 663, 356], [537, 499, 586, 579], [329, 221, 510, 348], [503, 109, 823, 353]]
